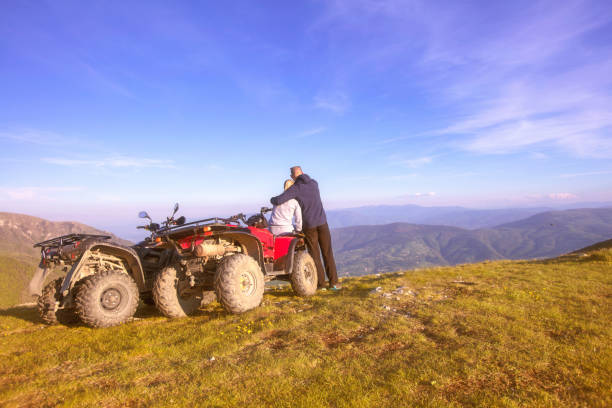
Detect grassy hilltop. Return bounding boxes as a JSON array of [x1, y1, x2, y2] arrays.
[[1, 246, 611, 407]]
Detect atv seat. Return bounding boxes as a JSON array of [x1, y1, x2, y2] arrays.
[[273, 232, 296, 237]]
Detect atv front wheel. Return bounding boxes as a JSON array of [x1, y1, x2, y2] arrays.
[[153, 265, 204, 318], [214, 254, 264, 314], [37, 278, 79, 325], [75, 270, 139, 328], [290, 251, 318, 296]]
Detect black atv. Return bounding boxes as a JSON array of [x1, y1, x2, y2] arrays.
[[29, 204, 185, 328]]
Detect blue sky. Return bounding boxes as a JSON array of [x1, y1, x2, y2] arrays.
[[1, 0, 611, 238]]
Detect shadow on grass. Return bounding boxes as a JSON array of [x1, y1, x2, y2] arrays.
[[0, 305, 40, 324], [0, 302, 168, 326], [134, 303, 162, 319]]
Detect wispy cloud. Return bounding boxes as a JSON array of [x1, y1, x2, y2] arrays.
[[413, 192, 436, 197], [0, 129, 74, 146], [391, 155, 433, 168], [316, 1, 612, 158], [387, 173, 417, 181], [296, 127, 327, 138], [314, 92, 350, 114], [206, 164, 224, 171], [560, 170, 612, 178], [398, 191, 437, 199], [422, 2, 612, 158], [43, 156, 175, 169], [547, 193, 578, 200], [0, 186, 82, 201], [79, 60, 135, 99]]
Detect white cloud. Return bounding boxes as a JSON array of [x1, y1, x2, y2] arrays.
[[0, 186, 82, 201], [43, 156, 175, 169], [529, 152, 548, 160], [560, 170, 612, 178], [387, 173, 417, 181], [547, 193, 578, 200], [314, 92, 350, 114], [406, 191, 436, 198], [296, 127, 327, 138], [392, 156, 433, 168], [0, 129, 74, 146], [206, 164, 224, 171]]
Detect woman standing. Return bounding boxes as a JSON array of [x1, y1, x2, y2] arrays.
[[268, 179, 302, 235]]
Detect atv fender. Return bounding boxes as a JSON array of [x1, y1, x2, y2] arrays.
[[216, 231, 265, 271], [60, 243, 146, 297], [284, 238, 303, 275]]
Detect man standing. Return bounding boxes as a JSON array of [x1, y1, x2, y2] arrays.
[[270, 166, 340, 290]]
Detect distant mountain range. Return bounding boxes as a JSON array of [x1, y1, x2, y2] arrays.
[[331, 208, 612, 276], [1, 207, 611, 306], [326, 202, 612, 229]]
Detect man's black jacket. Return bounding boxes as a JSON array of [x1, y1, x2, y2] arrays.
[[270, 174, 327, 230]]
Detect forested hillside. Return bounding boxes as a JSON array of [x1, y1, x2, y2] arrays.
[[332, 208, 612, 275]]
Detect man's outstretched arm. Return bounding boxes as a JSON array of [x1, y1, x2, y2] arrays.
[[270, 185, 298, 206]]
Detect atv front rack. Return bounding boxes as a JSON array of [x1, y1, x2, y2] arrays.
[[34, 233, 112, 249], [156, 215, 245, 236]]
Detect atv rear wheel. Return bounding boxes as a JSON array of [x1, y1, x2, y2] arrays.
[[153, 265, 204, 318], [37, 278, 79, 325], [75, 270, 139, 328], [214, 254, 264, 314], [290, 251, 318, 296]]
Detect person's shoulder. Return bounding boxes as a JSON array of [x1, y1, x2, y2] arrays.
[[298, 174, 316, 184]]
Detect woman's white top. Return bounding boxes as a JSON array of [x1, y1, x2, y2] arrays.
[[269, 198, 302, 235]]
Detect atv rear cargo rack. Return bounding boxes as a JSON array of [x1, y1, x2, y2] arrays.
[[34, 233, 112, 249]]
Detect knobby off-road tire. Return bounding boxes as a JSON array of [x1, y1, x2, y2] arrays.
[[290, 251, 318, 296], [214, 254, 264, 314], [37, 278, 79, 325], [75, 270, 139, 328], [153, 265, 204, 318]]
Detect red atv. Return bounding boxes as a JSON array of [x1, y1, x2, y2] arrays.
[[138, 205, 318, 318]]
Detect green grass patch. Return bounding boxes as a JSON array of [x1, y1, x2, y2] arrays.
[[1, 250, 611, 407], [0, 254, 38, 309]]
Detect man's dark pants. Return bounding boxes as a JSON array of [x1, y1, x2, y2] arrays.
[[303, 223, 338, 287]]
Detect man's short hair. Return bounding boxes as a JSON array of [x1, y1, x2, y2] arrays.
[[290, 166, 302, 174]]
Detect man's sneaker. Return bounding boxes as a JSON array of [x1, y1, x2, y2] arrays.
[[329, 285, 342, 291]]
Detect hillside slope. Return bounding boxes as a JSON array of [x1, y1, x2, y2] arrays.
[[0, 212, 131, 257], [0, 212, 132, 308], [333, 208, 612, 275], [0, 246, 610, 407]]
